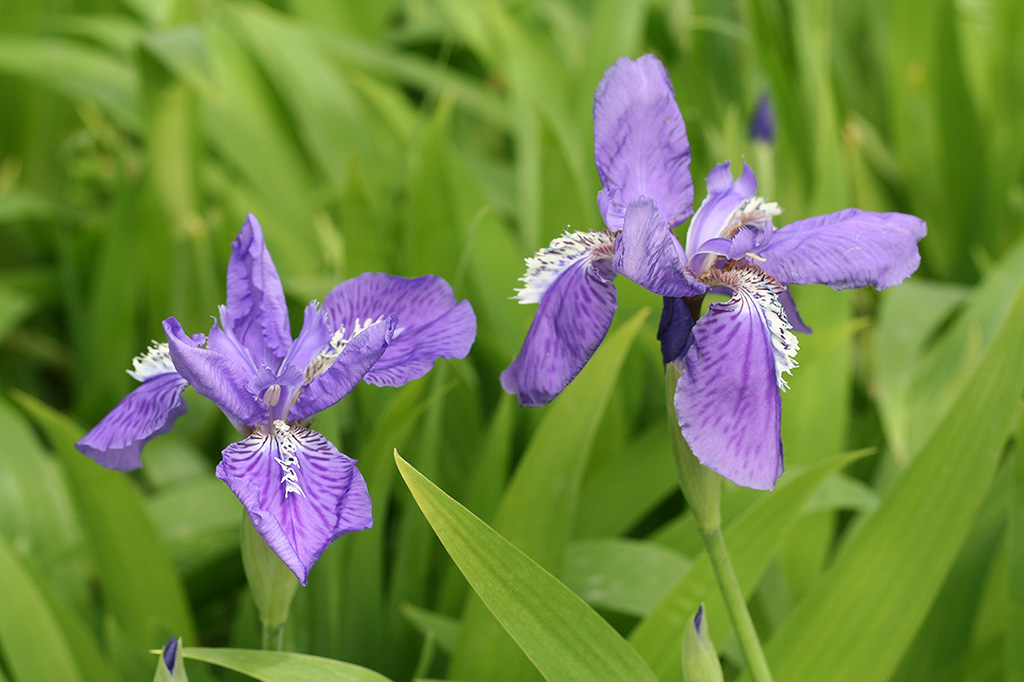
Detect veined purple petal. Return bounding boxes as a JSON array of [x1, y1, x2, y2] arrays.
[[757, 208, 926, 290], [164, 317, 261, 427], [685, 162, 758, 262], [226, 215, 292, 367], [674, 264, 798, 490], [76, 372, 189, 471], [322, 273, 476, 387], [501, 232, 617, 407], [216, 423, 372, 585], [613, 197, 705, 297], [290, 316, 395, 420], [594, 55, 694, 229]]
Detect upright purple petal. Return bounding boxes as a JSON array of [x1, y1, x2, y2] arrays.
[[226, 215, 292, 367], [216, 423, 372, 585], [756, 208, 926, 290], [684, 162, 758, 261], [76, 373, 189, 471], [613, 197, 706, 297], [164, 317, 261, 427], [674, 265, 798, 490], [778, 289, 812, 334], [501, 232, 617, 407], [594, 55, 694, 229], [322, 273, 476, 387], [291, 316, 395, 420]]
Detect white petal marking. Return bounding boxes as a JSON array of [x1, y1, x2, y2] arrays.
[[515, 230, 615, 304], [707, 262, 799, 391], [127, 342, 176, 382]]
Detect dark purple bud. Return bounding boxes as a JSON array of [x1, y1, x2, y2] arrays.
[[749, 93, 776, 144], [163, 637, 178, 673]]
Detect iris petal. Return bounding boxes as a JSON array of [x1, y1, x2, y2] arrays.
[[322, 273, 476, 387], [291, 316, 395, 420], [685, 162, 758, 260], [76, 372, 189, 471], [216, 423, 372, 585], [225, 215, 292, 367], [593, 55, 694, 229], [613, 197, 705, 297], [164, 317, 261, 427], [757, 208, 927, 290], [502, 233, 617, 407], [674, 266, 796, 490]]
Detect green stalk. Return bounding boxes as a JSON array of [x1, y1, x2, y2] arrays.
[[666, 363, 774, 682], [239, 514, 298, 650]]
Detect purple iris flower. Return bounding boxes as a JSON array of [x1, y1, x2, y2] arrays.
[[77, 215, 476, 584], [502, 55, 925, 490]]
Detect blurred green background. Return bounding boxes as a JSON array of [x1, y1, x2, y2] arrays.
[[1, 0, 1022, 681]]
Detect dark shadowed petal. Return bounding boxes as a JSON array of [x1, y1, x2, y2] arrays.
[[613, 197, 706, 297], [501, 259, 617, 407], [290, 315, 396, 420], [757, 208, 926, 290], [76, 373, 189, 471], [658, 296, 697, 365], [673, 266, 799, 490], [225, 215, 292, 367], [322, 273, 476, 387], [593, 54, 693, 229], [685, 162, 758, 261], [164, 317, 261, 427], [216, 423, 372, 585]]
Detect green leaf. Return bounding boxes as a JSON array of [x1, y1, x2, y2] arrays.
[[563, 538, 689, 617], [181, 648, 393, 682], [395, 452, 660, 682], [1011, 413, 1024, 682], [0, 533, 85, 682], [449, 310, 648, 680], [746, 258, 1024, 682], [629, 450, 869, 682], [12, 392, 197, 660]]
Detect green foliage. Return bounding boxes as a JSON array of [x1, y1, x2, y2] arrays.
[[0, 0, 1022, 681]]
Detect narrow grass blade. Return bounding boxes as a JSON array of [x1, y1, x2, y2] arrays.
[[396, 452, 660, 682], [181, 648, 393, 682], [745, 264, 1024, 682]]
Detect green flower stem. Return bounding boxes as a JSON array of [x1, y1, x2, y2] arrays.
[[700, 527, 774, 682], [665, 363, 773, 682], [261, 623, 285, 652]]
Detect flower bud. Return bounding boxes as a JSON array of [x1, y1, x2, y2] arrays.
[[152, 637, 189, 682], [682, 605, 724, 682]]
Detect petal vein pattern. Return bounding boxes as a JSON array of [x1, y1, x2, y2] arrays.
[[217, 423, 372, 585]]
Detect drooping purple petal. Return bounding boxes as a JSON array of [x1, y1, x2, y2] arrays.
[[684, 162, 758, 263], [225, 215, 292, 367], [613, 197, 706, 297], [216, 423, 372, 585], [164, 317, 261, 427], [290, 316, 396, 420], [501, 249, 617, 407], [756, 208, 927, 290], [76, 372, 189, 471], [322, 273, 476, 387], [674, 266, 797, 490], [593, 54, 694, 230]]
